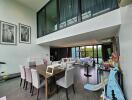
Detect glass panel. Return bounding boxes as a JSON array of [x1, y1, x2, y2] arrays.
[[81, 0, 92, 20], [66, 0, 78, 26], [98, 45, 102, 58], [98, 45, 103, 64], [59, 0, 67, 29], [80, 46, 85, 58], [72, 47, 76, 58], [81, 0, 118, 20], [94, 46, 97, 58], [37, 8, 46, 38], [85, 46, 93, 57], [93, 46, 97, 63], [92, 0, 111, 16], [46, 0, 57, 34], [76, 47, 80, 58], [59, 0, 78, 28]]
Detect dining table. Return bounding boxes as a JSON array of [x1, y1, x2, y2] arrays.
[[36, 64, 65, 100]]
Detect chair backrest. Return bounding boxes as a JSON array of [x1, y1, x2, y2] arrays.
[[43, 59, 47, 65], [25, 67, 32, 83], [61, 62, 67, 68], [52, 61, 59, 65], [26, 57, 36, 67], [31, 69, 40, 89], [0, 96, 6, 100], [66, 63, 72, 69], [19, 65, 25, 79], [88, 58, 93, 66], [62, 58, 68, 63], [65, 67, 74, 88]]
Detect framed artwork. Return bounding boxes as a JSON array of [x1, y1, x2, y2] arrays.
[[19, 23, 31, 44], [0, 21, 17, 45]]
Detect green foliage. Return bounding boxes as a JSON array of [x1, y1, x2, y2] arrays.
[[80, 47, 102, 58]]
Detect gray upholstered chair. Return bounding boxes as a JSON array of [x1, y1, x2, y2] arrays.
[[0, 96, 6, 100], [25, 67, 32, 93], [31, 69, 44, 100], [19, 65, 26, 88], [56, 67, 75, 100]]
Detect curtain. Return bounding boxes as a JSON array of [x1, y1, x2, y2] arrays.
[[81, 0, 118, 19], [59, 0, 78, 28], [37, 9, 46, 37]]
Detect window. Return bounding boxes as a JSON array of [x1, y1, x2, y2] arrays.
[[80, 46, 85, 58], [98, 45, 102, 58], [72, 47, 76, 58], [76, 47, 80, 58], [37, 8, 46, 38], [37, 0, 118, 38], [46, 0, 58, 33], [59, 0, 78, 29], [81, 0, 118, 20], [81, 0, 93, 20], [85, 46, 93, 57]]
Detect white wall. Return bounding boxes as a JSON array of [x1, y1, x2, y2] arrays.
[[119, 4, 132, 100], [36, 9, 121, 44], [0, 0, 50, 74]]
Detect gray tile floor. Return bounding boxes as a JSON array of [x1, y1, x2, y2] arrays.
[[0, 65, 101, 100]]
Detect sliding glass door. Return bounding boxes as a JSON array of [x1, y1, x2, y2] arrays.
[[71, 45, 103, 64]]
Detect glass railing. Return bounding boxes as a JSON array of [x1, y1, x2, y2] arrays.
[[37, 0, 119, 38]]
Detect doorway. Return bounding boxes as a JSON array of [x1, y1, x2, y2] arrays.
[[102, 43, 113, 61]]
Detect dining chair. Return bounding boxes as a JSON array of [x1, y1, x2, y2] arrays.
[[43, 59, 48, 66], [56, 67, 75, 100], [66, 63, 73, 69], [0, 96, 6, 100], [19, 65, 26, 89], [25, 67, 32, 93], [60, 62, 67, 69], [26, 57, 36, 68], [52, 61, 59, 65], [31, 69, 44, 100]]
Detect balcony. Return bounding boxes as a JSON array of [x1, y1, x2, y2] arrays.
[[37, 0, 119, 38], [36, 8, 121, 47]]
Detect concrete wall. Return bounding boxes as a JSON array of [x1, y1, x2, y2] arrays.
[[0, 0, 50, 75], [119, 4, 132, 100]]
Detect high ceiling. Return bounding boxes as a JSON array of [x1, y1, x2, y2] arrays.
[[16, 0, 49, 11]]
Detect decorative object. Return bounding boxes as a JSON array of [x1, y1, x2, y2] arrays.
[[0, 21, 17, 45], [19, 23, 31, 43]]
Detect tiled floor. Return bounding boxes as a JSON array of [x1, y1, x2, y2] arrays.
[[0, 65, 101, 100]]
